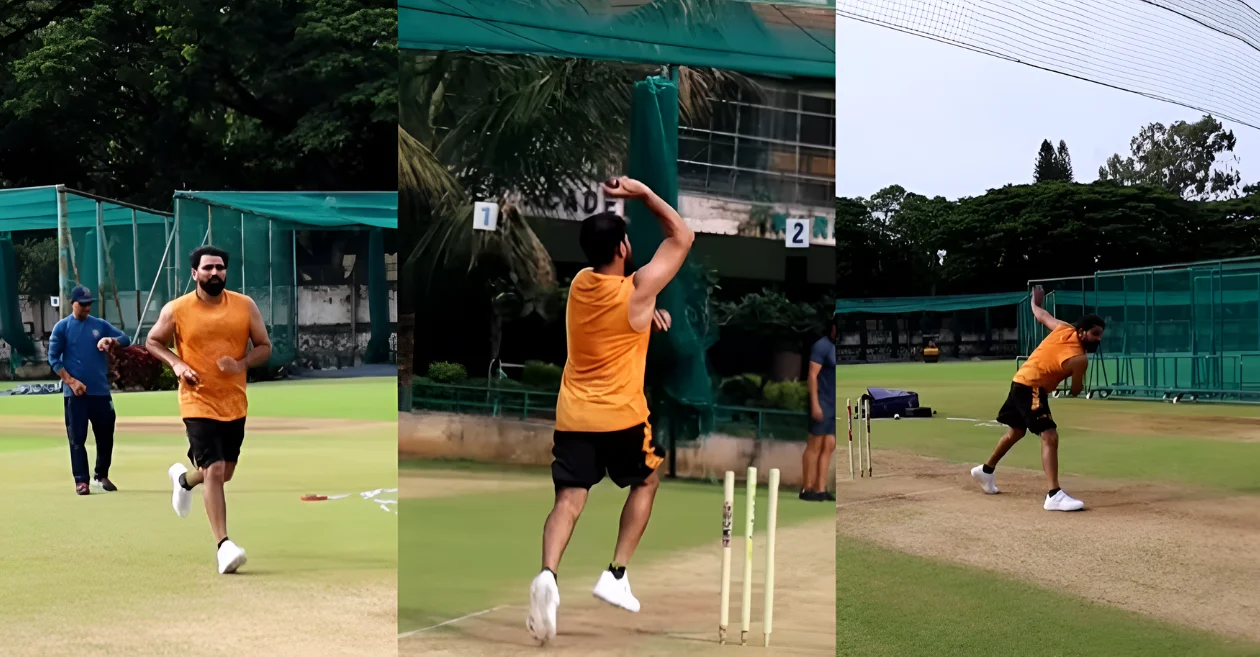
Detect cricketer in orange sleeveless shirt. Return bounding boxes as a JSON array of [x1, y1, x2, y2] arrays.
[[528, 177, 695, 645], [146, 246, 272, 574], [971, 289, 1104, 512]]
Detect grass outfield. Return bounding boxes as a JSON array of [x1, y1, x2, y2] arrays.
[[838, 361, 1260, 494], [0, 378, 397, 655], [397, 460, 835, 632], [836, 536, 1260, 657]]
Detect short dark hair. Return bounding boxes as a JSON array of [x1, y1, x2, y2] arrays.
[[190, 245, 229, 270], [578, 211, 626, 266], [1074, 314, 1106, 331]]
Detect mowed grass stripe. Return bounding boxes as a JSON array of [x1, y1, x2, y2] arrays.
[[836, 536, 1260, 657]]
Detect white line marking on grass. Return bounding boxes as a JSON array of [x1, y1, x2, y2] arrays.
[[399, 606, 513, 638], [946, 417, 978, 422], [836, 486, 956, 508]]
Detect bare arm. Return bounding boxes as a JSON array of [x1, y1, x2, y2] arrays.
[[241, 299, 272, 369], [1032, 298, 1070, 332], [603, 178, 695, 331], [1066, 355, 1088, 396], [146, 303, 199, 386]]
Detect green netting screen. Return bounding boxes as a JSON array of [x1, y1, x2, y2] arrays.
[[625, 76, 718, 447], [0, 186, 174, 371], [399, 0, 835, 79], [1025, 257, 1260, 400], [0, 187, 396, 373], [173, 191, 398, 367]]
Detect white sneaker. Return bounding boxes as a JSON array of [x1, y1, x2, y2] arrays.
[[592, 569, 640, 612], [168, 463, 192, 518], [971, 465, 999, 494], [527, 570, 559, 644], [217, 540, 247, 574], [1044, 489, 1085, 511]]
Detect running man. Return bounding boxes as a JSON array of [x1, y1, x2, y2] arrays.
[[48, 285, 130, 495], [146, 245, 272, 574], [527, 177, 694, 644], [971, 287, 1104, 511], [802, 317, 837, 501]]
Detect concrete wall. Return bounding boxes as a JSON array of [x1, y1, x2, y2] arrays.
[[399, 411, 838, 490]]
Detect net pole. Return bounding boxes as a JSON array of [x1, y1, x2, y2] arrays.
[[95, 201, 105, 318], [239, 211, 246, 294], [55, 187, 69, 319], [132, 209, 140, 328], [268, 219, 274, 326], [293, 230, 298, 357]]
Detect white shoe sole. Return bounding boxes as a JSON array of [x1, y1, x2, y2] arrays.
[[219, 551, 247, 574], [527, 579, 557, 644], [970, 466, 999, 495], [592, 582, 640, 612], [169, 464, 191, 518]]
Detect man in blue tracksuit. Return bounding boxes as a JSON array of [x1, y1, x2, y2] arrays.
[[48, 285, 130, 495]]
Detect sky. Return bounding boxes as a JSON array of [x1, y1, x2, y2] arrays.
[[834, 17, 1260, 201]]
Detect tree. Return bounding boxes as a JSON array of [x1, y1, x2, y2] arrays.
[[1033, 139, 1073, 182], [1098, 115, 1242, 200], [1056, 140, 1074, 182], [1, 0, 397, 208]]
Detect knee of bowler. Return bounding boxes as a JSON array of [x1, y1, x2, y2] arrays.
[[1040, 430, 1059, 444], [203, 461, 227, 479]]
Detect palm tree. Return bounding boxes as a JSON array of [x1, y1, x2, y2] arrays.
[[397, 49, 755, 408]]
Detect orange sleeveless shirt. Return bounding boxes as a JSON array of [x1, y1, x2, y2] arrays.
[[555, 269, 651, 432], [1014, 325, 1085, 389], [171, 290, 252, 421]]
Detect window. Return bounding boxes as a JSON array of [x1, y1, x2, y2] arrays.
[[678, 83, 835, 207]]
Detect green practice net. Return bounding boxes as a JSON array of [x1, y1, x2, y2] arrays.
[[1026, 258, 1260, 401], [625, 76, 719, 447], [174, 191, 397, 368], [0, 187, 395, 375]]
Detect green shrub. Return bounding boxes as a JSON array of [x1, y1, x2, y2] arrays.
[[154, 364, 179, 391], [522, 360, 563, 390], [762, 380, 808, 412], [426, 362, 467, 384], [719, 373, 763, 406]]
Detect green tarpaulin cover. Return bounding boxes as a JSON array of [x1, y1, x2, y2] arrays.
[[399, 0, 835, 79]]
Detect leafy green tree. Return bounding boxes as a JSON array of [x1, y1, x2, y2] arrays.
[[1, 0, 396, 207], [1098, 115, 1242, 200]]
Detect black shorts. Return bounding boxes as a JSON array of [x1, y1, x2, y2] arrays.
[[184, 418, 247, 469], [551, 422, 664, 490], [996, 383, 1056, 435]]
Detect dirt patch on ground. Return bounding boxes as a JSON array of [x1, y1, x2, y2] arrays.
[[3, 577, 396, 657], [401, 519, 835, 656], [399, 469, 552, 499], [4, 415, 394, 436], [837, 450, 1260, 642]]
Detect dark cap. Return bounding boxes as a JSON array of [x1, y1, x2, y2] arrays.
[[70, 286, 95, 305]]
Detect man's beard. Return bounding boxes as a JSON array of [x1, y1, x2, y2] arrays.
[[1082, 340, 1100, 353], [199, 277, 226, 296], [624, 253, 635, 274]]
